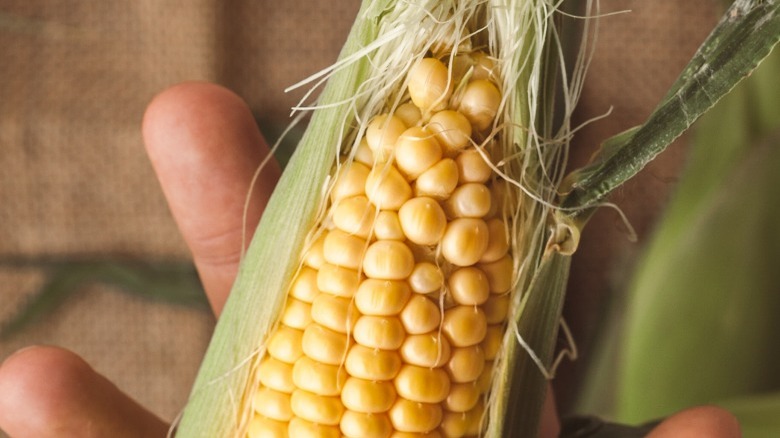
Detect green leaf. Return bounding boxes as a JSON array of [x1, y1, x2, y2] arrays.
[[493, 239, 573, 437], [719, 391, 780, 438], [562, 0, 780, 212], [575, 28, 780, 428]]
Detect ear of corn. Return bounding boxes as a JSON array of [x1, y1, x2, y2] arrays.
[[175, 0, 780, 437], [176, 0, 579, 435]]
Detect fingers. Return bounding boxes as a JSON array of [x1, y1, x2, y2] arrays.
[[0, 346, 169, 438], [143, 82, 281, 316], [648, 406, 741, 438], [539, 384, 561, 438]]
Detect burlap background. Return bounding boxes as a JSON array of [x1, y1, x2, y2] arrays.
[[0, 0, 718, 432]]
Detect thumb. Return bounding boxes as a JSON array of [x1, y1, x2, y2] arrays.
[[0, 346, 169, 438]]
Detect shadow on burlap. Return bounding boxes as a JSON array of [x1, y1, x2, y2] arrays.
[[0, 0, 718, 430]]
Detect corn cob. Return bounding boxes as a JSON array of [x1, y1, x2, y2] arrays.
[[177, 1, 574, 437], [243, 48, 513, 437]]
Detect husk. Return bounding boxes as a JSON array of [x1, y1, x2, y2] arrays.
[[175, 2, 378, 435]]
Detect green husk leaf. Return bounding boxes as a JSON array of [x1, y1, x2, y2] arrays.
[[719, 391, 780, 438], [574, 32, 780, 424], [175, 2, 377, 435], [561, 0, 780, 212], [616, 133, 780, 422], [494, 247, 572, 437]]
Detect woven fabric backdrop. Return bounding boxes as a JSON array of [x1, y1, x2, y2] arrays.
[[0, 0, 718, 431]]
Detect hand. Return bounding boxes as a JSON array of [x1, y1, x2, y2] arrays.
[[0, 83, 740, 438], [0, 82, 280, 437]]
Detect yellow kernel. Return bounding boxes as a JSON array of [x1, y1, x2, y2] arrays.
[[481, 324, 504, 360], [267, 326, 303, 364], [444, 382, 481, 412], [484, 179, 511, 219], [292, 355, 348, 397], [456, 148, 493, 184], [443, 183, 491, 218], [476, 361, 494, 393], [341, 411, 393, 438], [395, 127, 443, 180], [457, 79, 502, 132], [447, 267, 490, 306], [400, 295, 442, 335], [363, 240, 415, 280], [394, 365, 451, 403], [390, 431, 442, 438], [301, 324, 350, 365], [450, 52, 497, 88], [414, 158, 459, 200], [288, 416, 341, 438], [398, 197, 447, 245], [341, 377, 397, 413], [290, 389, 345, 426], [333, 195, 376, 239], [303, 233, 327, 270], [395, 102, 423, 127], [323, 229, 367, 270], [483, 293, 510, 324], [354, 137, 374, 166], [331, 162, 370, 203], [480, 218, 509, 263], [366, 114, 407, 162], [252, 387, 292, 422], [465, 401, 486, 435], [246, 414, 287, 438], [441, 218, 490, 266], [354, 316, 405, 350], [389, 399, 442, 433], [427, 110, 472, 155], [280, 298, 312, 330], [317, 263, 362, 297], [442, 306, 487, 347], [479, 254, 514, 293], [345, 345, 402, 381], [374, 210, 405, 240], [471, 52, 497, 82], [399, 332, 451, 368], [311, 293, 359, 334], [408, 262, 444, 294], [366, 164, 413, 210], [258, 356, 295, 393], [289, 266, 320, 303], [446, 345, 485, 383], [442, 409, 485, 438], [408, 58, 451, 112], [355, 279, 412, 316]]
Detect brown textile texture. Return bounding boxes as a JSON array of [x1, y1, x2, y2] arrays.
[[0, 0, 718, 431]]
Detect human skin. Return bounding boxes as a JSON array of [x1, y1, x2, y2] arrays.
[[0, 82, 740, 438]]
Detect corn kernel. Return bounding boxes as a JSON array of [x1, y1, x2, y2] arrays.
[[355, 279, 412, 316], [341, 377, 397, 413], [442, 306, 487, 347], [399, 332, 451, 368], [394, 365, 451, 403], [354, 316, 406, 350], [345, 345, 403, 381], [301, 324, 350, 365], [292, 356, 348, 397], [398, 196, 448, 245]]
